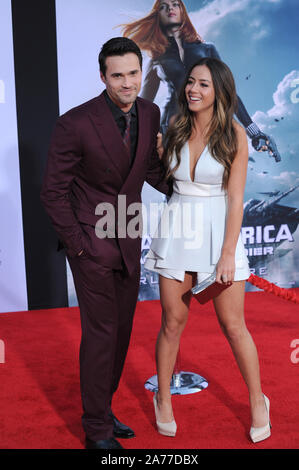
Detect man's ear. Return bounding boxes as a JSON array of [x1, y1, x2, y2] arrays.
[[100, 71, 106, 84]]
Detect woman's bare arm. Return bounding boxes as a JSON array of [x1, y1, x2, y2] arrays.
[[216, 122, 248, 283]]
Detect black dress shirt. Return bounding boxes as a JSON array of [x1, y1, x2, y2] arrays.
[[104, 90, 138, 166]]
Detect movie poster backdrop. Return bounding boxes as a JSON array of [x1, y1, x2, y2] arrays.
[[54, 0, 299, 305]]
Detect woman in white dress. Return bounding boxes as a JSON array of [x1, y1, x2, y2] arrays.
[[144, 57, 271, 443]]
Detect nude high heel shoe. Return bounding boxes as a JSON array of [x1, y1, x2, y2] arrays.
[[250, 394, 272, 443], [153, 394, 177, 437]]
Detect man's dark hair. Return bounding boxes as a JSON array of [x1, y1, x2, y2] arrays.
[[99, 37, 143, 76]]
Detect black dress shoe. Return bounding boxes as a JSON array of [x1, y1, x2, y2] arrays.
[[85, 437, 123, 449], [111, 413, 135, 439]]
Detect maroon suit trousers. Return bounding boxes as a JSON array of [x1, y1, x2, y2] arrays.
[[67, 254, 140, 441]]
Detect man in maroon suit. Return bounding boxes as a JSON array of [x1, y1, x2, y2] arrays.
[[41, 37, 172, 449]]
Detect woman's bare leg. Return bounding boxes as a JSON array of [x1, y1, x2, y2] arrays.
[[213, 281, 268, 427], [155, 272, 196, 422]]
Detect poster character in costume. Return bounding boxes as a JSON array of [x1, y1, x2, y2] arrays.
[[144, 57, 272, 443], [122, 0, 280, 161]]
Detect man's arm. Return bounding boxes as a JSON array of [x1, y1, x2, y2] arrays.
[[40, 114, 86, 258], [146, 145, 173, 197], [145, 106, 173, 197]]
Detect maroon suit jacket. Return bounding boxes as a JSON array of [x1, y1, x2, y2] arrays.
[[41, 92, 172, 274]]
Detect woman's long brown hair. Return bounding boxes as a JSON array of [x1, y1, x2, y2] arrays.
[[122, 0, 201, 59], [164, 57, 238, 190]]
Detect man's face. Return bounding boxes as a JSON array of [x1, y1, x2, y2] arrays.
[[101, 53, 142, 112]]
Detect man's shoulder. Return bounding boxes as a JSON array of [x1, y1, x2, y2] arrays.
[[58, 94, 103, 123], [136, 96, 160, 115]]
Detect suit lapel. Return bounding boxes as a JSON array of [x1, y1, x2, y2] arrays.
[[88, 93, 152, 192], [88, 93, 130, 182]]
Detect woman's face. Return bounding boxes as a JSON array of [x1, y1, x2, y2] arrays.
[[185, 65, 216, 115], [158, 1, 182, 27]]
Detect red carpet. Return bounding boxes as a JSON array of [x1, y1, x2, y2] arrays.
[[0, 289, 298, 449]]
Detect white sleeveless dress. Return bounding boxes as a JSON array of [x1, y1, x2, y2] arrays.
[[144, 141, 250, 283]]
